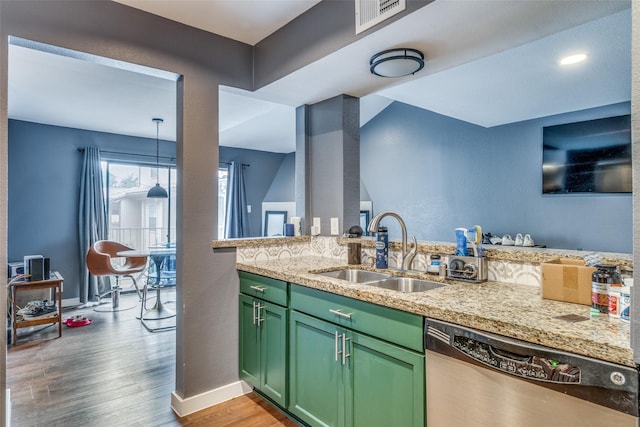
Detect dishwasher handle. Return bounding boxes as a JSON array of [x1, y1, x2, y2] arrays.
[[490, 346, 531, 363]]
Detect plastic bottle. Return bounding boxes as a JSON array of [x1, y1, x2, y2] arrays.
[[620, 277, 633, 322], [607, 266, 622, 318], [427, 254, 441, 274], [455, 228, 468, 256], [608, 284, 621, 318], [375, 226, 388, 269], [591, 264, 620, 316]]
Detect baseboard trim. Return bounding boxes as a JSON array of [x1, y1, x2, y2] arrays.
[[170, 380, 252, 417], [62, 297, 80, 308]]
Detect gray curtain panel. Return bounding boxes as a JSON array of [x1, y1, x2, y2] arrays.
[[224, 161, 250, 238], [78, 147, 108, 303]]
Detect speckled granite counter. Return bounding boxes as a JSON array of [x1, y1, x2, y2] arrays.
[[236, 256, 633, 367]]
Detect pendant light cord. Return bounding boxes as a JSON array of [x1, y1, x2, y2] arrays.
[[153, 117, 164, 184]]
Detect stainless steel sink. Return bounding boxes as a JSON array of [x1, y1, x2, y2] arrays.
[[365, 277, 446, 293], [315, 269, 392, 283], [313, 269, 445, 292]]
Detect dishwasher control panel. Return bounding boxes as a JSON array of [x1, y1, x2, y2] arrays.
[[453, 335, 581, 383]]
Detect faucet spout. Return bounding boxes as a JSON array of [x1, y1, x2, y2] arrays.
[[368, 210, 415, 271], [403, 236, 418, 271]]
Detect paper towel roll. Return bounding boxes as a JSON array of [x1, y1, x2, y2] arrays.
[[291, 217, 302, 236]]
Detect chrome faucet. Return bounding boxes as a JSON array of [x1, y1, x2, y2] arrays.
[[367, 210, 418, 271]]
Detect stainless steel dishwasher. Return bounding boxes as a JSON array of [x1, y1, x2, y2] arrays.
[[425, 319, 639, 427]]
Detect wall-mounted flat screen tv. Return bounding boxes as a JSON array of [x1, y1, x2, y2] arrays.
[[542, 114, 631, 194]]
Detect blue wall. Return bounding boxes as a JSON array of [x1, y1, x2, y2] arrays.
[[361, 102, 632, 253], [264, 152, 295, 202], [219, 147, 289, 236], [9, 120, 290, 299]]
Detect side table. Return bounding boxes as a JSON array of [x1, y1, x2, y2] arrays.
[[11, 272, 63, 345]]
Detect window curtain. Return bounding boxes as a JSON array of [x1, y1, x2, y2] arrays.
[[224, 161, 250, 238], [78, 147, 108, 303]]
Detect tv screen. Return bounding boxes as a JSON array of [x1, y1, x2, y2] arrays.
[[542, 114, 632, 194]]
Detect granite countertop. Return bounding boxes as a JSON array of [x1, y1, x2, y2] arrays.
[[236, 256, 633, 367]]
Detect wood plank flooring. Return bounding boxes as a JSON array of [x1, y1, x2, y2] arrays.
[[7, 292, 297, 427]]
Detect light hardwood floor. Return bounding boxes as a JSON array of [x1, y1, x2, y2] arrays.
[[7, 292, 298, 427]]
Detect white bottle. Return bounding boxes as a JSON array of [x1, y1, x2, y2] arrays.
[[620, 278, 633, 322]]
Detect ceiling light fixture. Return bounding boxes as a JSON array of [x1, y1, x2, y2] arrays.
[[560, 53, 587, 65], [147, 117, 168, 199], [370, 48, 425, 78]]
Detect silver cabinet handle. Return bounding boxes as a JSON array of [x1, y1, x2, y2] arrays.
[[252, 301, 257, 325], [256, 302, 264, 327], [329, 309, 352, 319], [250, 285, 266, 292], [335, 331, 342, 362], [342, 333, 351, 365]]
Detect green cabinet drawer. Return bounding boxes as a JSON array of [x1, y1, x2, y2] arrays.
[[239, 271, 288, 306], [290, 284, 423, 352]]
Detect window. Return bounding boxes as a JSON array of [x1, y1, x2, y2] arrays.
[[102, 161, 177, 249]]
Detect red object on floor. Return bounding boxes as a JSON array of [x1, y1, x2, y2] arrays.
[[64, 315, 92, 327]]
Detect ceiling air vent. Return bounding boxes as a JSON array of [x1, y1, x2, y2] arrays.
[[355, 0, 406, 34]]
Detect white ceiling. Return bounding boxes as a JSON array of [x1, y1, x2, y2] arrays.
[[7, 1, 631, 153], [113, 0, 322, 46]]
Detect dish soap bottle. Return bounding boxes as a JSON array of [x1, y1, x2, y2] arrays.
[[455, 228, 468, 256]]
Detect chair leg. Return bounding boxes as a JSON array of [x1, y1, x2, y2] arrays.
[[94, 276, 136, 312], [125, 274, 143, 300], [138, 282, 176, 332]]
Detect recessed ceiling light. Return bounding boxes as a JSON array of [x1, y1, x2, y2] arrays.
[[560, 53, 587, 65]]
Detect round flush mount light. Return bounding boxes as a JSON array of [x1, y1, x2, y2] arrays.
[[560, 53, 587, 65], [370, 48, 425, 78]]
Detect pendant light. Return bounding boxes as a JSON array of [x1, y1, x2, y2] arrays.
[[147, 117, 168, 198]]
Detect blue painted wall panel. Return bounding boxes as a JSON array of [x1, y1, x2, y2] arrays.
[[361, 102, 631, 253]]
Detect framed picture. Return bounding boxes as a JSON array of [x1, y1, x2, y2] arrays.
[[264, 210, 287, 237]]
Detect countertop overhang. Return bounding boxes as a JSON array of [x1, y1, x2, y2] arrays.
[[236, 255, 633, 367]]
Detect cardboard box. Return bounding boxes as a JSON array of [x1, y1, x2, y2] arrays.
[[541, 258, 596, 305]]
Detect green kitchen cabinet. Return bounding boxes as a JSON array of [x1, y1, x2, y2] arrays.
[[289, 310, 343, 427], [239, 273, 288, 407], [289, 310, 425, 427]]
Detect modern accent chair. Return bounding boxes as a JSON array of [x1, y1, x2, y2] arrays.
[[86, 240, 148, 312]]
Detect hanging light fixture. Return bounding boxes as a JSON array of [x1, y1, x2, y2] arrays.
[[147, 117, 168, 198], [369, 48, 425, 78]]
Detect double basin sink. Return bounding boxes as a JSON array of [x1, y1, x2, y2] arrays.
[[314, 268, 445, 293]]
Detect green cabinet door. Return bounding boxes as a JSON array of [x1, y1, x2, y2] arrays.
[[347, 331, 425, 427], [239, 294, 260, 387], [260, 302, 287, 407], [289, 311, 344, 427], [239, 294, 288, 408]]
